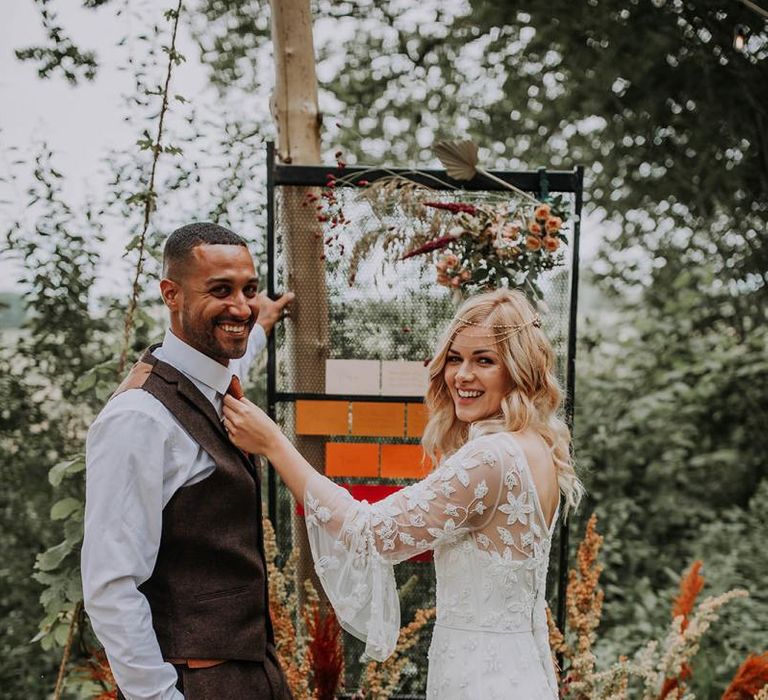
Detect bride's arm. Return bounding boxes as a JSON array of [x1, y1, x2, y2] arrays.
[[222, 396, 507, 660], [223, 395, 317, 502]]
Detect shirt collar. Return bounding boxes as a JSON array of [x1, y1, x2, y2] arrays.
[[160, 329, 235, 396]]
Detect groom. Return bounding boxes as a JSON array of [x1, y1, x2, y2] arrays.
[[82, 222, 294, 699]]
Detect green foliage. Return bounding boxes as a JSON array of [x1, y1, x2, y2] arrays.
[[0, 146, 110, 696], [7, 0, 767, 697], [15, 0, 100, 84], [573, 296, 768, 694]]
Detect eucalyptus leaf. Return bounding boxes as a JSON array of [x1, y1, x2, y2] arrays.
[[36, 541, 73, 572], [50, 497, 82, 521]]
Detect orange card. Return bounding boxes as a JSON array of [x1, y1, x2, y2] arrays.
[[350, 402, 406, 437], [380, 444, 431, 479], [295, 400, 349, 435], [325, 442, 380, 477], [406, 403, 428, 437]]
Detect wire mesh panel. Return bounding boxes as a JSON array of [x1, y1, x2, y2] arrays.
[[266, 144, 583, 696]]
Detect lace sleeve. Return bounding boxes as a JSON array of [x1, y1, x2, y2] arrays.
[[303, 436, 505, 660]]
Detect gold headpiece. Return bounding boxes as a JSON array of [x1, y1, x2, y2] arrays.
[[454, 314, 542, 343]]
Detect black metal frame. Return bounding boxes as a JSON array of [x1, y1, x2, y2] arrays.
[[265, 140, 584, 635]]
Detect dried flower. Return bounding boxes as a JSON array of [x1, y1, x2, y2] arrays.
[[423, 201, 478, 215], [502, 223, 520, 239], [526, 235, 543, 251], [401, 234, 456, 260], [723, 653, 768, 700], [534, 203, 552, 221], [545, 215, 562, 233], [528, 220, 543, 235]]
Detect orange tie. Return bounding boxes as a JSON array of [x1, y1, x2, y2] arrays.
[[226, 374, 244, 400]]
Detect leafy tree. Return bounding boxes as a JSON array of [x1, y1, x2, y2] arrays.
[[8, 0, 767, 696]]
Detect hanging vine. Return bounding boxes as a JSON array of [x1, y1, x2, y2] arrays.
[[118, 0, 186, 375]]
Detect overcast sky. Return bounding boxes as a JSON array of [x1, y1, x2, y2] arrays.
[[1, 0, 601, 301], [0, 0, 211, 296]]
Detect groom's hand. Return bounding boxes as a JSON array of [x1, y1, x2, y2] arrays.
[[255, 291, 295, 335]]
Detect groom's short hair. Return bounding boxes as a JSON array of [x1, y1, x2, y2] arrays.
[[163, 222, 248, 279]]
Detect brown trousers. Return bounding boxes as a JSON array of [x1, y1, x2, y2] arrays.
[[116, 647, 293, 700]]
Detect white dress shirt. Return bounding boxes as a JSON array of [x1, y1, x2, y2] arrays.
[[81, 325, 266, 700]]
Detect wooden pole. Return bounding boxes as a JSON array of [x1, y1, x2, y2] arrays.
[[269, 0, 328, 601]]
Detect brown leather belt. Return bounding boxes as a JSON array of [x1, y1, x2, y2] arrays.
[[167, 658, 227, 669]]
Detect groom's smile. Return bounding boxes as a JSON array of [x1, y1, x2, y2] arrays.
[[161, 242, 261, 366]]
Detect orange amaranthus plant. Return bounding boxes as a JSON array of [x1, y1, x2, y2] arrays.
[[722, 654, 768, 700], [550, 515, 761, 700]]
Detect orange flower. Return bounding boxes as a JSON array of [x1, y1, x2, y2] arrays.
[[443, 253, 459, 268], [672, 560, 705, 632], [723, 653, 768, 699], [659, 561, 706, 699], [545, 216, 562, 234], [450, 275, 462, 287], [526, 235, 542, 251], [460, 269, 471, 281], [436, 271, 450, 286], [534, 203, 551, 221], [528, 220, 543, 236], [543, 236, 560, 252]]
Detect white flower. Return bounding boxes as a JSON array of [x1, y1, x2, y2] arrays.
[[473, 501, 487, 516], [474, 479, 489, 499], [405, 482, 437, 512], [440, 481, 456, 497], [316, 506, 332, 523], [479, 450, 496, 466], [409, 513, 426, 527], [504, 469, 519, 489], [441, 454, 481, 488], [304, 492, 321, 528], [497, 526, 515, 546], [428, 518, 465, 545], [399, 531, 416, 546], [381, 538, 395, 551], [444, 503, 460, 517], [376, 520, 396, 540], [370, 500, 401, 525], [315, 555, 340, 574], [499, 491, 534, 525]]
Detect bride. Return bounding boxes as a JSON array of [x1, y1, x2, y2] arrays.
[[223, 288, 583, 699]]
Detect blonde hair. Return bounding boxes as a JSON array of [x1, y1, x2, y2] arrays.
[[422, 288, 584, 513]]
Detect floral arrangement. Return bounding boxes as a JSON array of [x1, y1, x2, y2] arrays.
[[306, 140, 571, 300], [549, 514, 768, 700]]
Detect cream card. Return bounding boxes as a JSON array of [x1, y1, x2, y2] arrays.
[[381, 360, 429, 397], [325, 359, 380, 395]]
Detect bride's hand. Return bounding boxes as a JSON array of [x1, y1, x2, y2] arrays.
[[222, 395, 283, 455]]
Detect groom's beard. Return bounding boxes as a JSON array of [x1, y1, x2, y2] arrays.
[[180, 310, 255, 361]]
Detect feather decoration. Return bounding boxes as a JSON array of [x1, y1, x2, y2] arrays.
[[433, 139, 539, 204], [433, 140, 479, 181]]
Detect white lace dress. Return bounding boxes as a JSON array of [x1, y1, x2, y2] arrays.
[[304, 430, 559, 700]]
